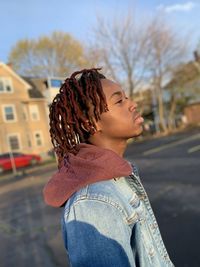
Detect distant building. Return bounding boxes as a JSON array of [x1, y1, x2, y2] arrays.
[[164, 51, 200, 126], [23, 77, 64, 105], [23, 77, 65, 125], [184, 101, 200, 124], [0, 62, 52, 159]]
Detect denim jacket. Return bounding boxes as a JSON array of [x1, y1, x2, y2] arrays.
[[61, 164, 175, 267]]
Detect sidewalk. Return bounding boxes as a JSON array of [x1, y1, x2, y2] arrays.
[[0, 160, 57, 182], [0, 162, 68, 267]]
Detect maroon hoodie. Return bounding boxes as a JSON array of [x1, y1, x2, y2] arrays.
[[43, 142, 133, 207]]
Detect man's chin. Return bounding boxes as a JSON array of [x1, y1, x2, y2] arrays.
[[132, 127, 143, 137]]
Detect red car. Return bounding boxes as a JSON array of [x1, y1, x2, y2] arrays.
[[0, 152, 41, 173]]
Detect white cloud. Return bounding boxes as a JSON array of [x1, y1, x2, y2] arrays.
[[157, 1, 197, 13]]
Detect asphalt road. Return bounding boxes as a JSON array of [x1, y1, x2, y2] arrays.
[[0, 126, 199, 267], [125, 126, 200, 267]]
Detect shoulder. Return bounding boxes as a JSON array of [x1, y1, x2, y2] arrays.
[[63, 177, 140, 225], [65, 179, 123, 212]]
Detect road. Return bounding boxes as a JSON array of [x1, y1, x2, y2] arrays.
[[125, 126, 200, 267], [0, 126, 199, 267]]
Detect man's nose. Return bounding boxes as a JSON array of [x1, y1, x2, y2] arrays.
[[129, 100, 137, 112]]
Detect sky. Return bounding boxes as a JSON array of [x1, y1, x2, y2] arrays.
[[1, 0, 200, 63]]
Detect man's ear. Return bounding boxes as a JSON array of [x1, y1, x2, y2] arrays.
[[93, 119, 102, 133]]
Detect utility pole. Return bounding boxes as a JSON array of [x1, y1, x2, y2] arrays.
[[8, 149, 17, 176], [151, 85, 160, 134], [0, 121, 17, 176]]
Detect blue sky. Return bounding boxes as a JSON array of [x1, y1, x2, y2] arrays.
[[1, 0, 200, 63]]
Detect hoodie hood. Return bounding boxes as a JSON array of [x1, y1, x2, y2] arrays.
[[43, 142, 133, 207]]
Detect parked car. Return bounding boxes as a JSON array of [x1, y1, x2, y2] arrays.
[[0, 152, 41, 173]]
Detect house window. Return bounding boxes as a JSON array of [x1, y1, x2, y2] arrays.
[[3, 105, 16, 122], [29, 105, 40, 121], [34, 132, 43, 146], [50, 79, 63, 88], [8, 135, 20, 150], [0, 78, 13, 93]]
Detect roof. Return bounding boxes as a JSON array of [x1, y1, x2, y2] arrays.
[[0, 62, 32, 89], [22, 77, 44, 98], [187, 95, 200, 105], [165, 61, 200, 89]]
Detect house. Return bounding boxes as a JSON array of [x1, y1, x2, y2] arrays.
[[23, 77, 65, 105], [0, 62, 52, 159], [184, 100, 200, 124], [22, 77, 65, 132]]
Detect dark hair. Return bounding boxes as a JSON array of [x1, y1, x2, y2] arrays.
[[49, 68, 109, 168]]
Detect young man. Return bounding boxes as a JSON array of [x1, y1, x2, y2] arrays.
[[43, 68, 174, 267]]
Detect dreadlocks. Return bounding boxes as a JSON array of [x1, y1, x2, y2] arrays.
[[49, 68, 109, 168]]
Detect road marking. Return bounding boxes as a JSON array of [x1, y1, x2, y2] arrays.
[[143, 133, 200, 156], [188, 145, 200, 154]]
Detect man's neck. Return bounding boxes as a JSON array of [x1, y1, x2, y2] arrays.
[[87, 138, 128, 158]]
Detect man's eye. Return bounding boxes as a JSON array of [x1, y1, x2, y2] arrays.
[[116, 99, 123, 104]]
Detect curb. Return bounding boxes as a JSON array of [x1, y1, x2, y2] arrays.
[[0, 161, 57, 181]]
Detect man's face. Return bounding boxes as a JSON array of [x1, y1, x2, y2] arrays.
[[94, 79, 144, 140]]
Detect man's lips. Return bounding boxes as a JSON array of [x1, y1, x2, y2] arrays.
[[133, 113, 144, 123]]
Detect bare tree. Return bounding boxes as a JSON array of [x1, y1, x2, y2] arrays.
[[90, 13, 188, 133], [147, 17, 188, 132], [89, 14, 152, 98]]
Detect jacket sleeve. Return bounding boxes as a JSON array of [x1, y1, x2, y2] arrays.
[[61, 199, 136, 267]]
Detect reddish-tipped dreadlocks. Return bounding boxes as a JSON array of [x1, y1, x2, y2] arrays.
[[49, 68, 109, 168]]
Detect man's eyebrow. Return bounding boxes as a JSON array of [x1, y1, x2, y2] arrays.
[[109, 90, 124, 100]]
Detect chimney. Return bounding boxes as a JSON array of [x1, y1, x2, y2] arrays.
[[194, 50, 200, 62], [7, 62, 13, 69]]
